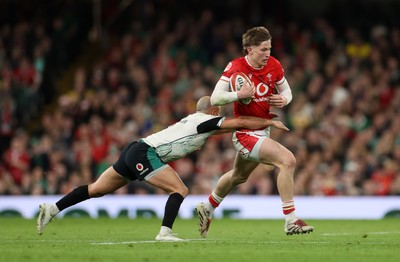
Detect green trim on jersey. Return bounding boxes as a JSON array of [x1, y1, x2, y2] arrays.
[[147, 146, 165, 171]]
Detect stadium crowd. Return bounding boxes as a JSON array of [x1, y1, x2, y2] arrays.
[[1, 1, 399, 196]]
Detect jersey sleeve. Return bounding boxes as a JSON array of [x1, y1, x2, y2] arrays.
[[210, 60, 243, 106], [274, 59, 285, 83], [196, 116, 225, 134], [210, 80, 238, 105], [221, 61, 239, 79]]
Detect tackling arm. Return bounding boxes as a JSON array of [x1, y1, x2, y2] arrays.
[[220, 116, 288, 131], [196, 116, 289, 135]]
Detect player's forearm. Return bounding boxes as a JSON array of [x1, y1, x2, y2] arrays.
[[237, 116, 273, 129], [210, 80, 238, 105], [237, 117, 289, 131], [275, 77, 293, 105]]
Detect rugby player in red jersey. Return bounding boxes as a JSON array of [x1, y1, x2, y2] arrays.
[[196, 26, 314, 237]]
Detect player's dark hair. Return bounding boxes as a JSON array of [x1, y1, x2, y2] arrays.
[[242, 26, 272, 55]]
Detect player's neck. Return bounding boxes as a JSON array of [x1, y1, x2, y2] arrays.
[[245, 55, 261, 69]]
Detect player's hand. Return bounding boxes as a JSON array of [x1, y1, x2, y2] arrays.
[[268, 94, 287, 108], [271, 120, 289, 131], [237, 81, 255, 99]]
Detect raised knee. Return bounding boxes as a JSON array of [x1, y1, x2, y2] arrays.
[[283, 154, 296, 169], [182, 186, 189, 197], [178, 186, 189, 198]]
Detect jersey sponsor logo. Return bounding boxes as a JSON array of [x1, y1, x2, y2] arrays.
[[255, 82, 269, 96], [139, 168, 149, 175], [136, 163, 144, 171], [253, 97, 271, 103]]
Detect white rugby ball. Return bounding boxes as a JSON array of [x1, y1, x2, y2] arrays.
[[229, 72, 252, 105]]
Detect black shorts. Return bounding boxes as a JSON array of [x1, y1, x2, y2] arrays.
[[112, 141, 167, 181]]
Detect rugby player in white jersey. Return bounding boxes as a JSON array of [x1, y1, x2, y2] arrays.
[[37, 96, 289, 241], [196, 26, 314, 237]]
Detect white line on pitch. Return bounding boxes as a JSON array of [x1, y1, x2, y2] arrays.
[[92, 240, 398, 246], [321, 231, 400, 236], [91, 239, 331, 245], [92, 238, 207, 245]]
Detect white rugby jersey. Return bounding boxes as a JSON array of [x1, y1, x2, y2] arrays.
[[142, 112, 225, 162]]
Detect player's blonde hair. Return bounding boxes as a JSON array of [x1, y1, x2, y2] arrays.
[[242, 26, 272, 55]]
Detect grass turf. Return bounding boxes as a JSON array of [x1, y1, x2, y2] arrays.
[[1, 218, 399, 262]]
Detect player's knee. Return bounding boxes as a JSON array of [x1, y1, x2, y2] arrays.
[[282, 153, 296, 170], [177, 185, 189, 198]]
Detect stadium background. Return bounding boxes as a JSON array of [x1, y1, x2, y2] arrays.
[[0, 0, 399, 218]]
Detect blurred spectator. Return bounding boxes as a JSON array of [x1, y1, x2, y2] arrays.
[[2, 131, 30, 186]]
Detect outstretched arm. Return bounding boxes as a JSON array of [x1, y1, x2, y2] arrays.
[[196, 115, 289, 135], [220, 116, 289, 131]]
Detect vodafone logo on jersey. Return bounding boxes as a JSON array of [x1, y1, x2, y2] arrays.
[[136, 163, 144, 171], [256, 82, 270, 96]]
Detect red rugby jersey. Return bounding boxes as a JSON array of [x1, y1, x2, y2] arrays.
[[221, 56, 285, 120]]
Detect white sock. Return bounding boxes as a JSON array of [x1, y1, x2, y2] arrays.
[[207, 190, 224, 214], [205, 202, 215, 212], [285, 211, 297, 223]]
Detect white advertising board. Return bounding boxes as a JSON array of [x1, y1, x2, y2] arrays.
[[1, 195, 399, 219]]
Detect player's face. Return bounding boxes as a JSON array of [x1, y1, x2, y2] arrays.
[[248, 40, 271, 68]]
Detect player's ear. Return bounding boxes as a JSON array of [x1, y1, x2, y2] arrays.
[[211, 107, 220, 116]]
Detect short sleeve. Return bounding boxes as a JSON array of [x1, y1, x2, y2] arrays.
[[196, 117, 225, 134]]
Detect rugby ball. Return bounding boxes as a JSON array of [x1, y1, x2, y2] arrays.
[[229, 72, 252, 105]]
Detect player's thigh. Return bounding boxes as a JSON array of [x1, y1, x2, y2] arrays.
[[90, 166, 128, 195], [232, 153, 259, 179], [258, 137, 295, 166], [146, 166, 188, 196]]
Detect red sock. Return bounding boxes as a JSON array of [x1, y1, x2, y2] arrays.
[[282, 200, 295, 215], [208, 195, 219, 208], [208, 191, 223, 208]]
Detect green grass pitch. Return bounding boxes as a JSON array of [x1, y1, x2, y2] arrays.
[[1, 218, 399, 262]]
